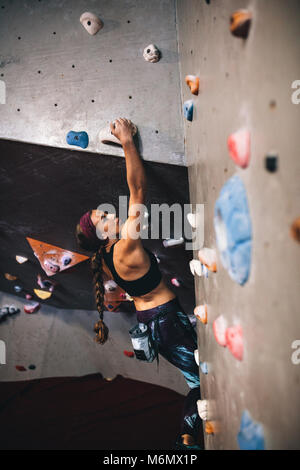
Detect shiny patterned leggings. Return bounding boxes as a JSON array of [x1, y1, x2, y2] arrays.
[[136, 297, 202, 439]]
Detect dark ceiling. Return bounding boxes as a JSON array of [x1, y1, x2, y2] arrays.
[[0, 139, 195, 315]]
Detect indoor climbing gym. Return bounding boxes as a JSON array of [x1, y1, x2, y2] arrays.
[[0, 0, 299, 458]]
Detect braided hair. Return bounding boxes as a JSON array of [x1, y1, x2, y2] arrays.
[[75, 221, 109, 345], [90, 245, 109, 344]]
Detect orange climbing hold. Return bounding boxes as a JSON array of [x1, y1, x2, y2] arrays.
[[4, 273, 18, 281], [198, 248, 217, 273], [290, 217, 300, 243], [185, 75, 200, 95], [26, 237, 89, 277], [194, 304, 208, 324], [230, 10, 252, 39], [205, 421, 215, 435]]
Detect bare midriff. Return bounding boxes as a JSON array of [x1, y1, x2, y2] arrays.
[[102, 257, 176, 312], [132, 278, 176, 311]]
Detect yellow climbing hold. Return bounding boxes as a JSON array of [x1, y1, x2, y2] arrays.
[[34, 289, 52, 300]]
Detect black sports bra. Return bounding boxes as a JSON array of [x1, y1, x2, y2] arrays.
[[102, 241, 162, 297]]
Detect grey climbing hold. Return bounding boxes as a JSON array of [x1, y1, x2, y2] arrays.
[[66, 131, 89, 149], [214, 175, 252, 285], [143, 44, 161, 63], [80, 12, 103, 35]]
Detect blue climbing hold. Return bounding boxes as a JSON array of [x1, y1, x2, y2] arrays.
[[214, 175, 252, 285], [14, 285, 23, 293], [66, 131, 89, 149], [237, 410, 265, 450], [199, 361, 208, 374], [183, 100, 193, 121]]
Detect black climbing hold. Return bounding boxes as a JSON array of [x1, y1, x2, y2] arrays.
[[28, 364, 36, 370], [265, 155, 278, 173]]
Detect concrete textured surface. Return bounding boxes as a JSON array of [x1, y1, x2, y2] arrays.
[[0, 0, 184, 165], [0, 290, 189, 397], [177, 0, 300, 450]]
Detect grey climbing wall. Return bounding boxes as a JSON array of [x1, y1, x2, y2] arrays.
[[0, 290, 188, 396], [0, 0, 184, 165], [177, 0, 300, 450]]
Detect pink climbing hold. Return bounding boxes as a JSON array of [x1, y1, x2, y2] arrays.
[[171, 278, 181, 287], [24, 302, 40, 314], [213, 315, 227, 347], [26, 294, 33, 300], [226, 325, 243, 361], [227, 129, 250, 169]]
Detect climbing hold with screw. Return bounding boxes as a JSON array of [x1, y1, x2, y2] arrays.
[[66, 131, 89, 149], [80, 12, 103, 35], [143, 44, 160, 63]]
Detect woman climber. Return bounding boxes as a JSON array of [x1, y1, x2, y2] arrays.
[[75, 118, 203, 450]]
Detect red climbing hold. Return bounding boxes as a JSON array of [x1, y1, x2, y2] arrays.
[[24, 302, 40, 314], [226, 325, 243, 361], [15, 365, 26, 371], [124, 350, 134, 358], [228, 129, 250, 169]]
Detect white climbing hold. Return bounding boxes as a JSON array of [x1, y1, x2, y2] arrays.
[[189, 259, 202, 276], [143, 44, 160, 63], [163, 237, 184, 248], [197, 399, 208, 421], [198, 248, 217, 273], [16, 255, 28, 264], [194, 349, 199, 366], [187, 213, 197, 228], [104, 280, 118, 292], [99, 121, 137, 146], [80, 12, 103, 36]]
